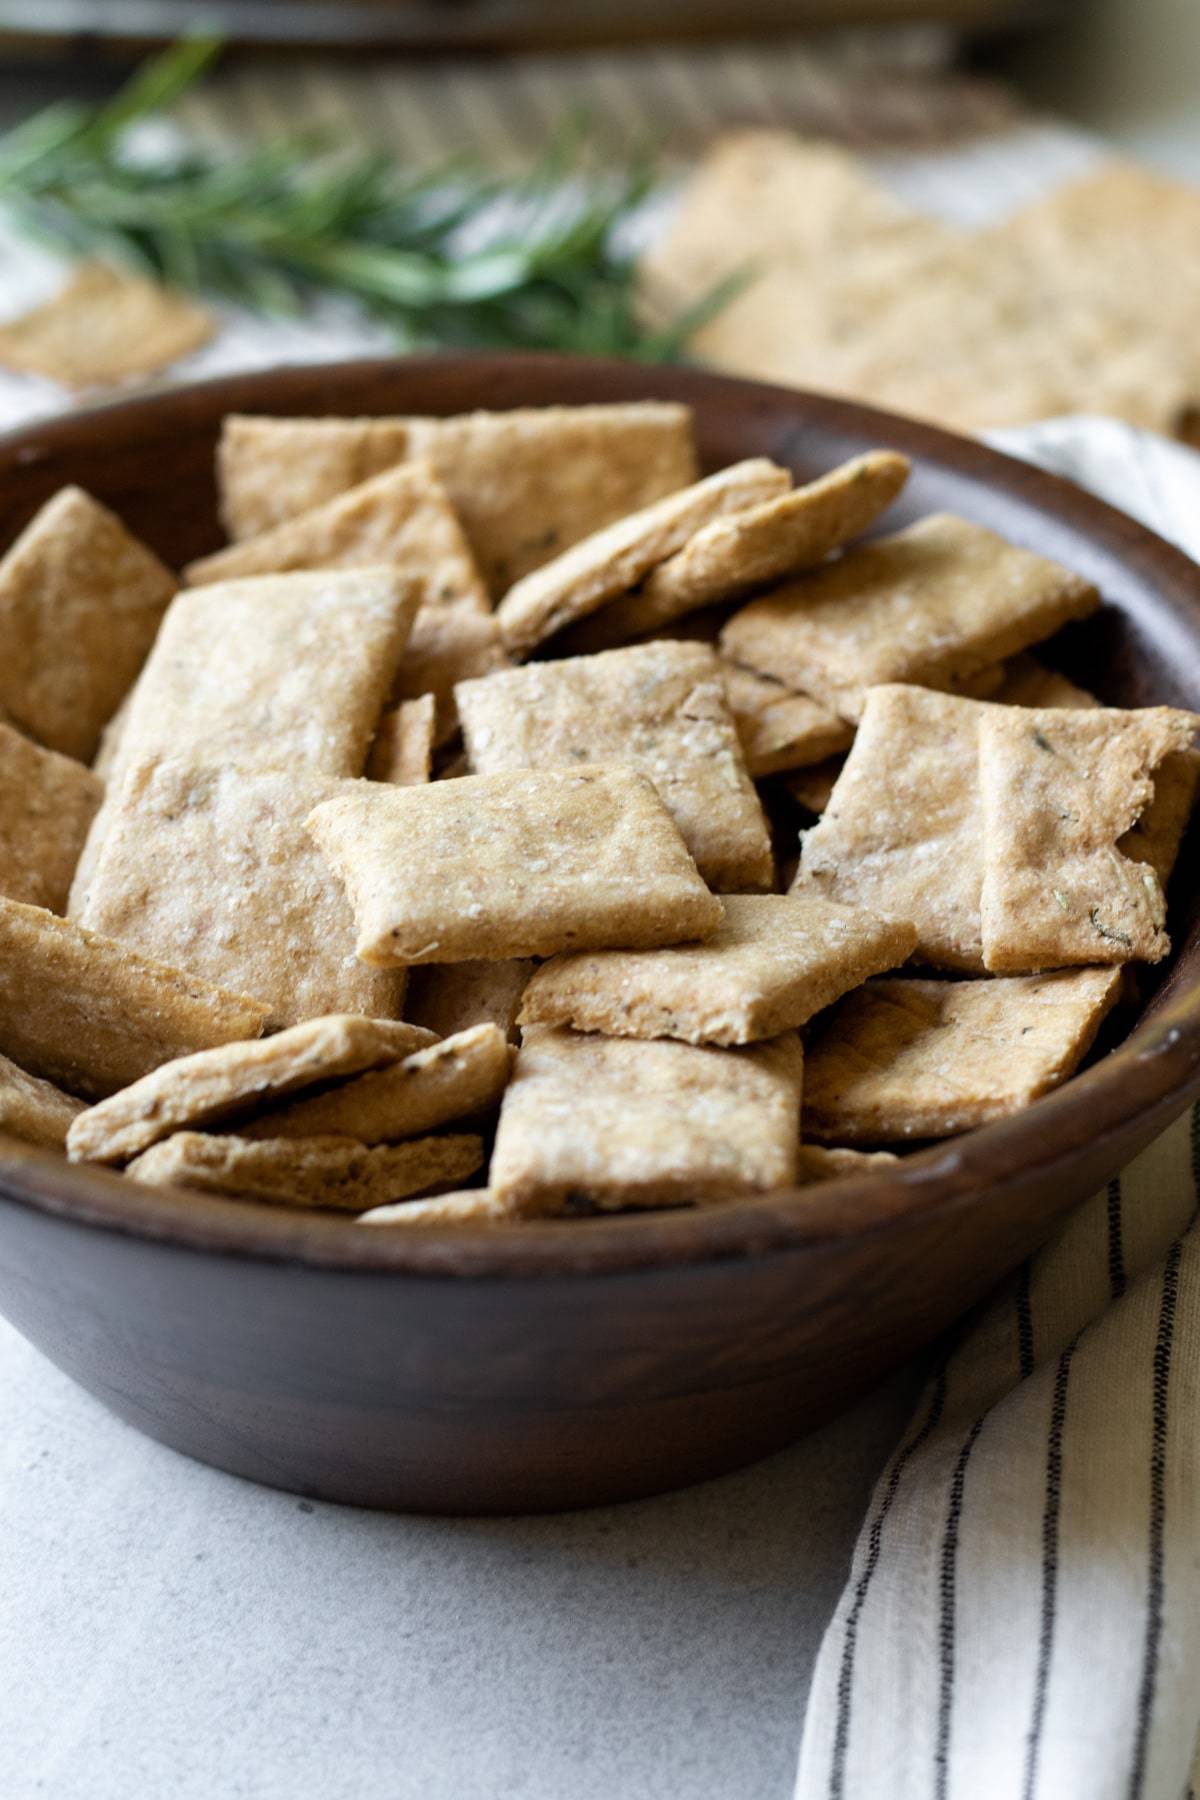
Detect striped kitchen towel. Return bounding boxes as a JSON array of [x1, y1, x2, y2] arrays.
[[796, 420, 1200, 1800]]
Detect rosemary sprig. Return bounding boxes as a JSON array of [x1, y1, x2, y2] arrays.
[[0, 38, 737, 361]]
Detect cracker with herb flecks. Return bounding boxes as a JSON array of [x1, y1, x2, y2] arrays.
[[495, 459, 790, 656], [82, 761, 406, 1027], [456, 641, 773, 890], [720, 514, 1097, 723], [0, 261, 213, 389], [0, 1052, 85, 1149], [67, 1015, 436, 1166], [795, 685, 989, 972], [124, 1130, 483, 1211], [566, 450, 910, 652], [0, 721, 102, 913], [367, 695, 436, 786], [520, 893, 915, 1046], [490, 1025, 803, 1216], [404, 960, 533, 1045], [803, 969, 1123, 1142], [797, 1144, 900, 1183], [0, 486, 176, 764], [185, 460, 489, 618], [978, 706, 1199, 970], [306, 766, 722, 967], [0, 896, 268, 1099], [392, 605, 510, 746], [242, 1023, 510, 1144], [721, 664, 854, 778]]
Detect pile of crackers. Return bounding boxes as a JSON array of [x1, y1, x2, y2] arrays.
[[641, 134, 1200, 441], [0, 397, 1195, 1227]]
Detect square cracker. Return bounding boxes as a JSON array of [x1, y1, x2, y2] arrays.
[[0, 896, 268, 1099], [795, 685, 989, 972], [184, 460, 489, 617], [495, 459, 791, 656], [0, 721, 102, 913], [520, 892, 916, 1046], [0, 1052, 84, 1149], [721, 664, 854, 778], [242, 1023, 511, 1144], [720, 513, 1098, 722], [0, 261, 213, 389], [216, 404, 698, 591], [803, 969, 1123, 1142], [0, 486, 176, 763], [404, 960, 533, 1044], [124, 1131, 483, 1211], [567, 450, 910, 652], [306, 766, 723, 966], [978, 706, 1199, 970], [81, 761, 407, 1027], [456, 640, 773, 890], [490, 1025, 803, 1215], [367, 695, 436, 786], [359, 1187, 505, 1227], [67, 1015, 436, 1166]]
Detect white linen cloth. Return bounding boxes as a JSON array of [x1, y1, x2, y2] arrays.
[[796, 418, 1200, 1800]]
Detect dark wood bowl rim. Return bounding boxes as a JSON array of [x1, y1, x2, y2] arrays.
[[2, 352, 1200, 1281]]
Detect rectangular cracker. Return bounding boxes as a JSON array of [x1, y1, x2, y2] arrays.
[[456, 640, 773, 890], [0, 261, 213, 389], [797, 1144, 900, 1183], [721, 664, 854, 778], [0, 1052, 85, 1149], [217, 404, 698, 592], [366, 695, 436, 785], [392, 605, 511, 746], [520, 892, 915, 1046], [795, 685, 988, 972], [241, 1023, 511, 1144], [0, 896, 268, 1099], [566, 450, 910, 651], [495, 459, 791, 656], [803, 969, 1123, 1142], [185, 460, 489, 617], [81, 761, 406, 1027], [0, 485, 176, 762], [978, 706, 1199, 970], [359, 1187, 506, 1227], [720, 514, 1098, 722], [0, 721, 102, 912], [67, 1015, 436, 1166], [124, 1130, 483, 1211], [490, 1025, 803, 1216], [306, 766, 723, 966], [404, 960, 533, 1044]]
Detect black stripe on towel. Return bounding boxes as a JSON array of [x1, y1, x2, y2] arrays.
[[1021, 1338, 1078, 1800], [934, 1415, 986, 1800], [1107, 1177, 1127, 1301], [828, 1362, 950, 1799], [1015, 1259, 1035, 1381]]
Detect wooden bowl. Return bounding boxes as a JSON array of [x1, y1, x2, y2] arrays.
[[1, 354, 1198, 1516]]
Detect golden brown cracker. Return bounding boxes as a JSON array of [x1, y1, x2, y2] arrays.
[[358, 1187, 506, 1228], [796, 1144, 900, 1183], [403, 960, 533, 1045], [392, 604, 511, 746], [0, 262, 212, 389], [366, 695, 436, 786], [0, 721, 102, 912], [0, 1052, 85, 1149], [125, 1130, 483, 1211], [721, 664, 854, 778]]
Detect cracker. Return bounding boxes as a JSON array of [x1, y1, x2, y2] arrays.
[[0, 896, 268, 1099], [124, 1131, 483, 1211], [490, 1025, 803, 1215], [0, 262, 213, 389], [185, 460, 489, 617], [359, 1188, 506, 1228], [785, 757, 844, 816], [0, 1052, 85, 1149], [520, 892, 915, 1046], [81, 761, 406, 1027], [217, 404, 698, 590], [306, 766, 723, 966], [978, 706, 1199, 970], [456, 641, 773, 890], [721, 664, 854, 778], [392, 605, 511, 746], [495, 459, 791, 656], [992, 653, 1099, 710], [568, 450, 910, 650], [67, 1015, 436, 1166], [797, 1145, 900, 1183], [0, 721, 102, 912], [404, 960, 533, 1044], [802, 970, 1123, 1143], [795, 685, 987, 971], [367, 695, 436, 786], [242, 1023, 511, 1144], [721, 514, 1097, 722], [0, 486, 176, 762], [1122, 749, 1200, 889]]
